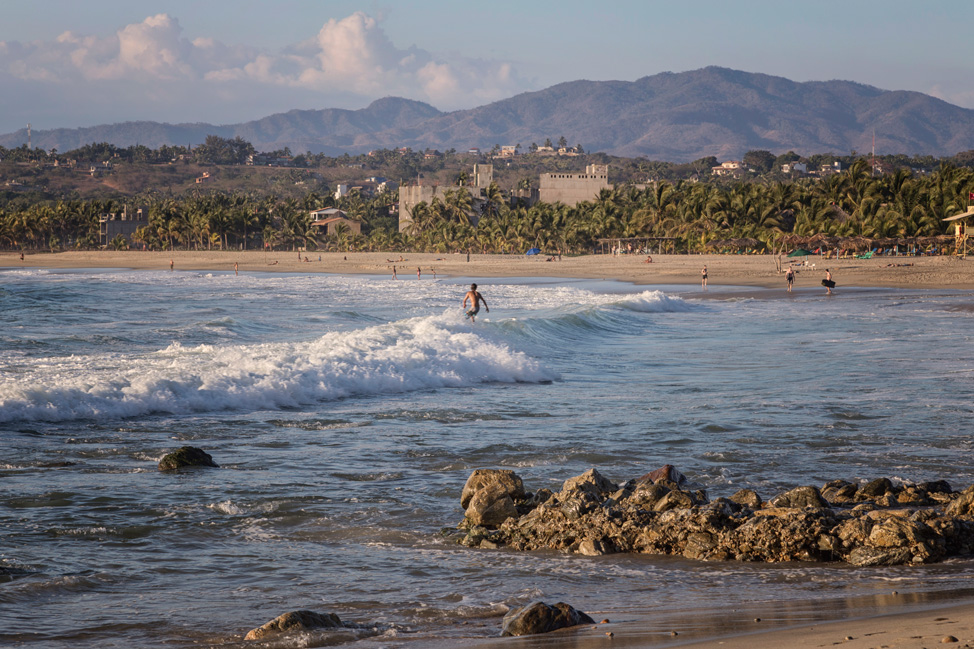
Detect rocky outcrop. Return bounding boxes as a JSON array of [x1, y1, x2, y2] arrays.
[[244, 610, 343, 641], [158, 446, 218, 471], [456, 467, 974, 567], [501, 602, 595, 637]]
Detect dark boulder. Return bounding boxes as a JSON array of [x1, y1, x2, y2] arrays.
[[244, 610, 342, 641], [501, 601, 595, 636], [856, 478, 894, 501], [158, 446, 218, 471]]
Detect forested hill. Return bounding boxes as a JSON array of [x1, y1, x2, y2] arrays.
[[5, 67, 974, 161]]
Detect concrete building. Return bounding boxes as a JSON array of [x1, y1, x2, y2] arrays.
[[398, 164, 493, 233], [99, 207, 148, 247], [538, 164, 610, 206]]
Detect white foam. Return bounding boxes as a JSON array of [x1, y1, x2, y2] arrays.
[[0, 311, 556, 422]]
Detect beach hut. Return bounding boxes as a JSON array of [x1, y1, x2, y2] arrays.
[[943, 207, 974, 258]]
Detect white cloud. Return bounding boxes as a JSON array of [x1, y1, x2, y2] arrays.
[[0, 11, 528, 131]]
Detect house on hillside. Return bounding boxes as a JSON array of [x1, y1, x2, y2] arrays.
[[782, 162, 807, 174], [712, 161, 745, 176], [310, 208, 361, 236]]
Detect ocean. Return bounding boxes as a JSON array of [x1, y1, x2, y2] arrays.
[[2, 267, 974, 647]]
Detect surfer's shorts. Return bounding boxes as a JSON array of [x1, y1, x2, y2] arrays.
[[466, 307, 479, 318]]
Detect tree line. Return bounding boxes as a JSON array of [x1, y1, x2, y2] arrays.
[[2, 157, 972, 255]]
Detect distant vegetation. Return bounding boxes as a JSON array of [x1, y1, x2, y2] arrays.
[[2, 137, 973, 255]]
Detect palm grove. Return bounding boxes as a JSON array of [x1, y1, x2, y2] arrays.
[[2, 138, 974, 255]]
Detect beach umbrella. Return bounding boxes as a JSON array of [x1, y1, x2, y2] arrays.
[[525, 247, 541, 255], [787, 248, 811, 257]]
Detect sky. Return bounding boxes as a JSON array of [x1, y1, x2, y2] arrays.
[[2, 0, 973, 135]]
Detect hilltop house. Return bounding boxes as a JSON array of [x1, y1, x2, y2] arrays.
[[712, 161, 745, 176]]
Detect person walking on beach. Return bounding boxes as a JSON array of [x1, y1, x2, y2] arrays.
[[392, 265, 397, 280], [824, 269, 834, 295], [786, 265, 794, 292], [417, 267, 422, 279], [701, 265, 708, 289], [462, 283, 489, 322]]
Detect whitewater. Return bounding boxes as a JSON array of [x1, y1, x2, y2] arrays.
[[2, 267, 974, 647]]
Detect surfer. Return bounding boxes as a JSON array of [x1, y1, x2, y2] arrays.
[[824, 269, 834, 295], [462, 283, 489, 322]]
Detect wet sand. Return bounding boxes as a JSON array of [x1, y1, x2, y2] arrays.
[[7, 250, 974, 290]]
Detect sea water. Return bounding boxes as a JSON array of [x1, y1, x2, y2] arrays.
[[2, 268, 974, 647]]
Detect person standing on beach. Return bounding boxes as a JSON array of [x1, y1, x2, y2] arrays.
[[392, 265, 397, 280], [786, 265, 794, 292], [462, 283, 489, 322], [170, 259, 174, 271], [825, 269, 834, 295], [234, 262, 238, 276], [701, 265, 708, 289], [417, 267, 422, 279]]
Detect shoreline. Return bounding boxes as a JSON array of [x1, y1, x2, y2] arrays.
[[6, 250, 974, 290]]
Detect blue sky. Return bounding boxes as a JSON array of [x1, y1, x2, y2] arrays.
[[1, 0, 972, 134]]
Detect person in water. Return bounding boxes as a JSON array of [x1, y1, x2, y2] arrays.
[[462, 283, 489, 322], [701, 265, 708, 289]]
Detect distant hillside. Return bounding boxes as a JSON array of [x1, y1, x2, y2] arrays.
[[5, 67, 974, 161]]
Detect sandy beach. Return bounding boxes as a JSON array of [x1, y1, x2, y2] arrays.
[[7, 248, 974, 649], [7, 249, 974, 291]]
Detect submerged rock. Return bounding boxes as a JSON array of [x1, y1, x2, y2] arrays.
[[158, 446, 218, 471], [244, 610, 343, 640], [456, 468, 974, 567], [501, 601, 595, 636]]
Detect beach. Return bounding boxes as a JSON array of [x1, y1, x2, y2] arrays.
[[4, 251, 974, 649], [8, 249, 974, 290]]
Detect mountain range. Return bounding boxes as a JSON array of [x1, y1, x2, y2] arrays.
[[4, 67, 974, 162]]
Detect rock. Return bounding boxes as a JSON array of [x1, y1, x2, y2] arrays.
[[460, 469, 525, 509], [821, 480, 857, 504], [946, 491, 974, 517], [847, 546, 913, 566], [637, 464, 686, 486], [560, 469, 618, 499], [630, 482, 671, 508], [729, 489, 762, 509], [158, 446, 218, 471], [244, 610, 342, 641], [856, 478, 894, 501], [769, 485, 829, 509], [456, 468, 974, 567], [919, 480, 952, 495], [465, 483, 518, 528], [654, 489, 695, 512], [501, 601, 595, 636]]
